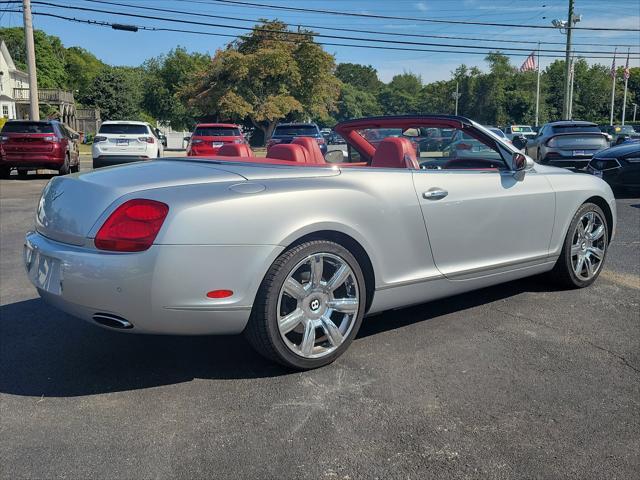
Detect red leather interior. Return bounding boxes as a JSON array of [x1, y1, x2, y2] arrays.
[[217, 143, 254, 157], [267, 144, 308, 163], [291, 137, 326, 164], [371, 138, 419, 169]]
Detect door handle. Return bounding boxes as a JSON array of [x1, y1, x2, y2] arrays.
[[423, 188, 448, 200]]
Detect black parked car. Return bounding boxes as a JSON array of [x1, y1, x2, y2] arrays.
[[586, 141, 640, 191], [266, 123, 328, 155]]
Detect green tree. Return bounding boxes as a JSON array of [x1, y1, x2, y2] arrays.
[[143, 47, 210, 130], [187, 21, 340, 140], [80, 66, 145, 121], [335, 63, 382, 91], [64, 47, 106, 99], [336, 83, 381, 120]]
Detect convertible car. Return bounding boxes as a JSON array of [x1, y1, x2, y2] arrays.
[[24, 115, 616, 369]]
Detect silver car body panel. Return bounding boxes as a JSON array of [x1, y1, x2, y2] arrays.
[[26, 133, 616, 335]]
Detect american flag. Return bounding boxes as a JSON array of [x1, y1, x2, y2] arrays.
[[520, 52, 537, 72], [624, 50, 630, 81], [610, 49, 617, 78]]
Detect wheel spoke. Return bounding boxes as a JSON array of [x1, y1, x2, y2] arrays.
[[585, 255, 594, 277], [279, 308, 305, 334], [588, 246, 604, 260], [327, 298, 359, 314], [584, 212, 594, 235], [310, 255, 324, 288], [571, 243, 582, 256], [589, 225, 605, 241], [326, 264, 351, 292], [300, 321, 316, 356], [574, 254, 585, 276], [320, 315, 344, 347], [283, 277, 307, 300]]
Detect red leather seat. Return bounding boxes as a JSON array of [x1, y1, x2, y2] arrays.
[[267, 144, 308, 163], [291, 137, 326, 164], [217, 143, 254, 157], [371, 137, 419, 169]]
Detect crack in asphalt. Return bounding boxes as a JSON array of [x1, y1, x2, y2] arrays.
[[492, 307, 640, 375]]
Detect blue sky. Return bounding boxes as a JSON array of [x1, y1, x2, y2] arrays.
[[1, 0, 639, 82]]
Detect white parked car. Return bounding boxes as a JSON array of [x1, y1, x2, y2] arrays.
[[92, 121, 163, 169]]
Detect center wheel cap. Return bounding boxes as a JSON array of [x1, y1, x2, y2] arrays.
[[310, 298, 321, 311]]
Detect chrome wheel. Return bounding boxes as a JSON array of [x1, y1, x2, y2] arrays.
[[277, 253, 360, 359], [571, 211, 606, 281]]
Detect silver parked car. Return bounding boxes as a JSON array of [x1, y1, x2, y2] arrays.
[[25, 115, 616, 369], [521, 120, 609, 170]]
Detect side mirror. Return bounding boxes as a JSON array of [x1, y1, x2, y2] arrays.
[[513, 152, 528, 171], [512, 135, 527, 150], [324, 149, 346, 164], [184, 135, 191, 142]]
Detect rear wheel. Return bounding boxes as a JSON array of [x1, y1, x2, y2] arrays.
[[59, 155, 70, 175], [245, 240, 366, 369], [550, 202, 608, 288], [17, 169, 28, 178], [0, 167, 11, 179]]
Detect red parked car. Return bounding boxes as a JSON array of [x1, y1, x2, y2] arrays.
[[0, 120, 80, 178], [186, 123, 247, 156]]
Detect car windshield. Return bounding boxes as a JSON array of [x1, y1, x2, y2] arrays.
[[273, 125, 318, 136], [615, 126, 635, 134], [552, 125, 600, 134], [194, 127, 241, 136], [489, 128, 506, 138], [99, 124, 149, 135], [2, 122, 54, 133]]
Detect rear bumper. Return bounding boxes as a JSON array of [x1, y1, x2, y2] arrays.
[[24, 231, 283, 335], [93, 156, 150, 168], [0, 153, 64, 169]]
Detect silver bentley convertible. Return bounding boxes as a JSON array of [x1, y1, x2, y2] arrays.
[[25, 115, 616, 369]]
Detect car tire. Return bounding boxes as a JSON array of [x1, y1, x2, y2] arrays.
[[59, 155, 70, 175], [549, 202, 609, 289], [17, 169, 28, 178], [0, 167, 10, 179], [245, 240, 366, 370]]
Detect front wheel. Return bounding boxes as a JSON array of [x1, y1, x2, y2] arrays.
[[550, 202, 609, 288], [245, 240, 366, 369]]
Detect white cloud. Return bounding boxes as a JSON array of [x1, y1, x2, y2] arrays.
[[416, 2, 428, 12]]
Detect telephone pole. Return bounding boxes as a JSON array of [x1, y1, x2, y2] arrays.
[[562, 0, 574, 119], [22, 0, 40, 120]]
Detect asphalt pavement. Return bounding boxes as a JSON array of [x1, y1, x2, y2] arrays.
[[0, 155, 638, 479]]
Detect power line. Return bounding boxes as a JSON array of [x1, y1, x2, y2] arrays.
[[198, 0, 640, 32], [6, 8, 639, 61], [6, 1, 638, 57], [74, 0, 640, 50]]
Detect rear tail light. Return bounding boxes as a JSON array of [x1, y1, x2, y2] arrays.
[[93, 136, 107, 143], [43, 136, 59, 142], [138, 136, 155, 144], [233, 139, 244, 144], [95, 199, 169, 252], [546, 137, 558, 147], [0, 135, 8, 143]]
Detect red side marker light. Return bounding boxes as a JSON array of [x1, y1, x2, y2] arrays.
[[206, 290, 233, 299]]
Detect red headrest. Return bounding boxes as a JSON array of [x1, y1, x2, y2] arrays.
[[371, 137, 419, 169], [291, 137, 326, 164], [217, 143, 254, 157], [267, 144, 308, 163]]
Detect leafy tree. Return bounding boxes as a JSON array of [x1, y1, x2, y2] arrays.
[[335, 63, 382, 91], [187, 21, 340, 140], [336, 83, 381, 120], [388, 72, 422, 95], [65, 47, 106, 98], [143, 47, 210, 130], [80, 66, 145, 121]]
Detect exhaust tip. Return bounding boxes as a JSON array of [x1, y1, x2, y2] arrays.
[[92, 313, 133, 329]]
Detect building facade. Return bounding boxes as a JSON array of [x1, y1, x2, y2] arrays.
[[0, 40, 29, 120]]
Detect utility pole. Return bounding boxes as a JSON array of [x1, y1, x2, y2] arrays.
[[22, 0, 39, 120], [633, 103, 638, 123], [562, 0, 574, 119], [452, 81, 461, 116], [568, 52, 575, 120], [535, 43, 541, 127]]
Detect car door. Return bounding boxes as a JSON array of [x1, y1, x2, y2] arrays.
[[526, 126, 544, 159], [412, 127, 555, 279]]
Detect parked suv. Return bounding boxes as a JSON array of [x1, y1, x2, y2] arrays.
[[186, 123, 246, 156], [266, 123, 327, 156], [0, 120, 80, 178], [92, 121, 163, 169]]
